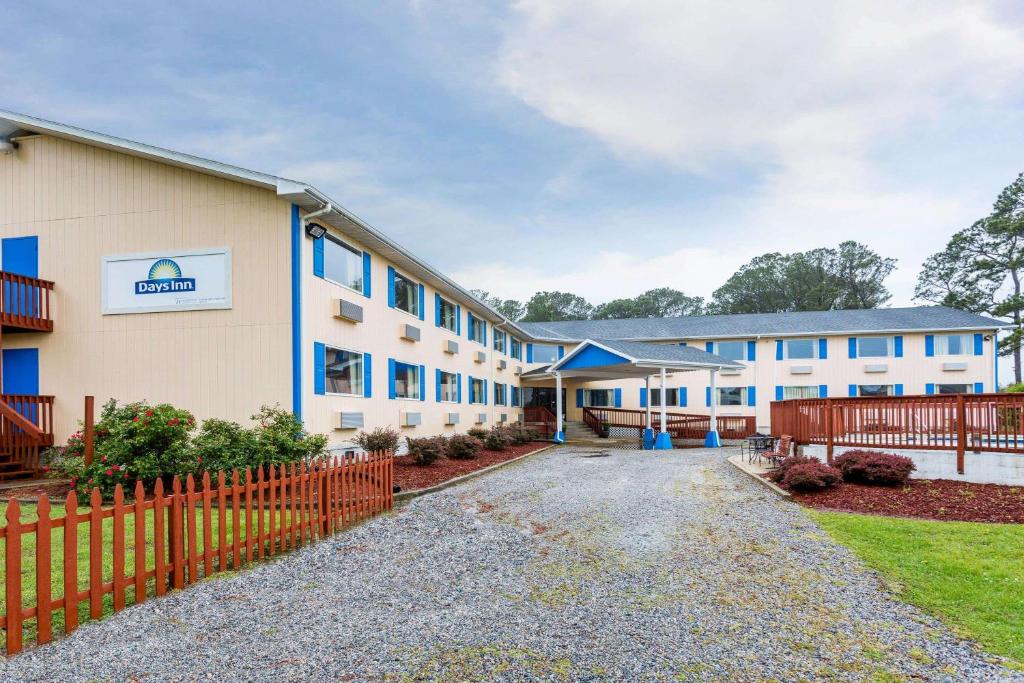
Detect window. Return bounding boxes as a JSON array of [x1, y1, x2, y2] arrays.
[[439, 370, 458, 402], [392, 271, 419, 316], [936, 383, 973, 394], [783, 386, 819, 400], [936, 334, 971, 356], [857, 337, 890, 357], [650, 388, 679, 406], [583, 389, 613, 407], [532, 344, 559, 363], [438, 297, 458, 333], [494, 382, 507, 406], [784, 339, 816, 360], [323, 236, 363, 292], [469, 377, 486, 404], [325, 346, 363, 395], [510, 338, 522, 360], [469, 315, 486, 344], [857, 384, 891, 397], [511, 386, 521, 407], [493, 330, 506, 353], [393, 361, 421, 399], [716, 387, 747, 406], [715, 341, 746, 361]]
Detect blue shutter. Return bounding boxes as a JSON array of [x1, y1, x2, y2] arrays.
[[678, 387, 688, 407], [775, 340, 783, 360], [639, 388, 647, 408], [313, 342, 326, 395], [775, 385, 783, 401], [434, 294, 442, 327], [456, 373, 462, 403], [925, 334, 935, 357], [974, 333, 984, 356], [467, 311, 474, 340], [418, 284, 425, 321], [894, 335, 903, 358], [705, 387, 711, 407], [435, 368, 442, 402], [974, 381, 984, 394], [894, 383, 903, 396], [387, 266, 396, 308], [419, 365, 426, 401], [558, 345, 565, 359], [363, 353, 372, 398], [818, 384, 827, 398], [361, 252, 371, 297], [456, 305, 462, 335], [313, 237, 324, 278], [746, 340, 756, 361], [576, 389, 583, 408], [482, 319, 487, 345], [818, 338, 828, 360], [925, 383, 935, 395], [747, 386, 756, 407], [848, 337, 857, 359], [388, 359, 396, 399], [614, 388, 622, 408], [848, 384, 857, 397], [705, 341, 714, 353], [526, 343, 534, 362], [679, 342, 688, 347], [483, 379, 488, 405]]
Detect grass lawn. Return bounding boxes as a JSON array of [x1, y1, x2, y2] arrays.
[[808, 510, 1024, 666]]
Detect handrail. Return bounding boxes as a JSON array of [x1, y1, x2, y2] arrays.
[[0, 399, 45, 441], [580, 407, 756, 439]]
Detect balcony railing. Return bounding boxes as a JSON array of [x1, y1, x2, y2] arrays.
[[0, 271, 54, 332], [0, 394, 55, 476], [582, 407, 756, 440]]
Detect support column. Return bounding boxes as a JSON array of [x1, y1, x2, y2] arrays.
[[705, 368, 721, 447], [654, 367, 672, 449], [643, 376, 654, 450], [554, 372, 565, 443]]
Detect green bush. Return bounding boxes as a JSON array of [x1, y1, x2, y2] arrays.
[[354, 426, 400, 454], [406, 436, 445, 465], [504, 424, 539, 445], [446, 434, 483, 460], [249, 405, 327, 465], [1004, 383, 1024, 393], [467, 427, 489, 440], [191, 418, 260, 474], [483, 426, 513, 451]]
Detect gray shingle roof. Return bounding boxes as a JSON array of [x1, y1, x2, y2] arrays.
[[590, 339, 741, 367], [517, 306, 1005, 341]]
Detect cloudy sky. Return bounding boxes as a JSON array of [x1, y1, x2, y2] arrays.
[[4, 0, 1024, 307]]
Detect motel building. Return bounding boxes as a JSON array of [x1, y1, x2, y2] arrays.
[[0, 110, 1005, 477]]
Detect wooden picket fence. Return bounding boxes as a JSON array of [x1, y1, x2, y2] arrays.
[[1, 452, 393, 655]]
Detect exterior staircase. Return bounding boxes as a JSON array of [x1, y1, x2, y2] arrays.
[[562, 420, 637, 447]]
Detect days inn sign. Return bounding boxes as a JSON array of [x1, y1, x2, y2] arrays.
[[102, 248, 232, 314]]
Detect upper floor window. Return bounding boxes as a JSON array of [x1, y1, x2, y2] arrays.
[[856, 336, 890, 358], [783, 385, 819, 400], [583, 389, 614, 407], [324, 236, 364, 293], [439, 370, 458, 402], [714, 341, 746, 362], [469, 377, 486, 404], [438, 297, 458, 333], [392, 271, 419, 317], [325, 346, 364, 396], [493, 330, 506, 353], [510, 338, 522, 360], [936, 334, 971, 356], [494, 382, 507, 406], [784, 339, 816, 360], [532, 344, 559, 364], [716, 386, 747, 406], [469, 314, 486, 345], [393, 361, 421, 400], [650, 388, 678, 406]]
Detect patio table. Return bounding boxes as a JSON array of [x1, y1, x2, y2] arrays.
[[744, 435, 776, 464]]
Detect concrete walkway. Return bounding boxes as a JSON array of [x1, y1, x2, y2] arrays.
[[1, 447, 1019, 682]]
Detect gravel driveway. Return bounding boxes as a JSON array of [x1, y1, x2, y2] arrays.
[[2, 446, 1020, 682]]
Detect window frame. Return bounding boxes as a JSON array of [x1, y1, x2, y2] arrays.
[[784, 338, 817, 360], [715, 340, 747, 362], [391, 270, 420, 318], [494, 382, 507, 406], [469, 315, 486, 345], [716, 386, 747, 407], [392, 360, 421, 400], [783, 385, 820, 400], [936, 334, 971, 356], [510, 338, 522, 360], [649, 388, 679, 407], [438, 370, 459, 403], [856, 336, 891, 358], [856, 384, 892, 397], [438, 296, 458, 334], [532, 344, 559, 364], [468, 377, 486, 405], [324, 344, 365, 397], [493, 329, 506, 353], [936, 383, 973, 395], [583, 389, 614, 407], [322, 234, 365, 294]]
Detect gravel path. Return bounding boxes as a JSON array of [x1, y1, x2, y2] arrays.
[[2, 446, 1020, 682]]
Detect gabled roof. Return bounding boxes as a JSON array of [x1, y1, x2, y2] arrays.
[[538, 339, 741, 380], [518, 306, 1006, 342]]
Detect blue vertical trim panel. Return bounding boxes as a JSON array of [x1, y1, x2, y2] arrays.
[[434, 293, 442, 327], [705, 341, 714, 353], [894, 383, 904, 396], [455, 305, 462, 335], [705, 387, 711, 407], [576, 389, 583, 408], [312, 236, 324, 278], [894, 335, 903, 358], [387, 266, 396, 308], [417, 284, 425, 321], [679, 387, 688, 407], [361, 252, 371, 297], [848, 337, 857, 359], [924, 334, 935, 357], [483, 379, 488, 405], [456, 372, 462, 403], [614, 388, 622, 408], [388, 359, 396, 399], [482, 319, 487, 346], [775, 340, 783, 360], [747, 386, 756, 407], [363, 353, 372, 398], [974, 333, 983, 356], [639, 388, 647, 408], [435, 368, 442, 402], [467, 311, 475, 340], [290, 205, 303, 420], [746, 340, 756, 361], [419, 365, 426, 401], [1, 348, 39, 395], [558, 345, 565, 359], [974, 381, 984, 394], [526, 343, 534, 363], [775, 386, 783, 401], [2, 236, 38, 277], [818, 384, 828, 398], [994, 336, 999, 390], [818, 338, 827, 359], [313, 342, 326, 395], [848, 384, 857, 397], [925, 383, 935, 395]]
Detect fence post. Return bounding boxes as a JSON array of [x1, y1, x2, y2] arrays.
[[320, 458, 330, 537], [83, 395, 95, 466], [956, 393, 966, 475], [825, 398, 834, 464], [6, 500, 23, 655]]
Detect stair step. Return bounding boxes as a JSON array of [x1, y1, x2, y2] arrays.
[[0, 470, 37, 481]]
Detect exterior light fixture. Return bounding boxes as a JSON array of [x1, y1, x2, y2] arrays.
[[305, 222, 327, 239]]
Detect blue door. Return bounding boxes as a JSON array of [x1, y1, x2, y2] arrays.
[[2, 236, 39, 316], [2, 348, 39, 422]]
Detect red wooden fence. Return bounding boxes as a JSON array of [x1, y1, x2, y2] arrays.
[[582, 407, 756, 441], [0, 452, 393, 655], [771, 393, 1024, 473]]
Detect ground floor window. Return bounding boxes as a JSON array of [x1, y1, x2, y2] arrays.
[[325, 346, 364, 396], [650, 388, 678, 406], [783, 385, 819, 400], [469, 377, 486, 404], [584, 389, 613, 407], [393, 361, 421, 400], [494, 382, 507, 406], [857, 384, 892, 397], [511, 386, 521, 407], [439, 370, 458, 402], [936, 383, 974, 394], [716, 386, 747, 406]]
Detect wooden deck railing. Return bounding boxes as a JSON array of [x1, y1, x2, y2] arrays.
[[1, 452, 393, 655], [0, 272, 54, 332], [581, 407, 756, 440], [771, 393, 1024, 473], [523, 406, 557, 438], [0, 395, 54, 474]]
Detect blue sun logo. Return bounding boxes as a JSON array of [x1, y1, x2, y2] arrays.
[[135, 257, 196, 295], [148, 259, 182, 280]]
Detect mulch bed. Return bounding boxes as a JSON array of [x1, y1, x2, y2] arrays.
[[393, 442, 549, 492], [0, 480, 72, 502], [787, 478, 1024, 524]]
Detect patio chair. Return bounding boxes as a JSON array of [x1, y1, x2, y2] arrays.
[[762, 435, 793, 469]]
